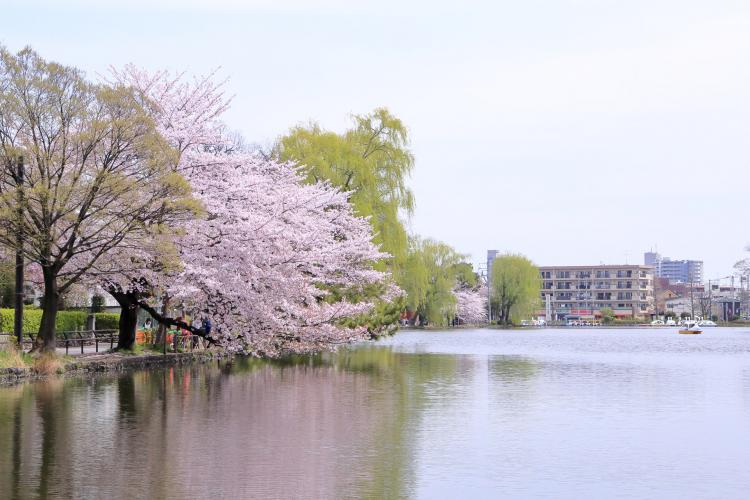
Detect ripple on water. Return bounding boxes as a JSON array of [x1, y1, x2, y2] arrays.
[[1, 327, 749, 499]]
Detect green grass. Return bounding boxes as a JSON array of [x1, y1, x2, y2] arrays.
[[0, 345, 31, 369]]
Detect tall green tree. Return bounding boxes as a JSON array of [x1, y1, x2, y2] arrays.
[[452, 262, 478, 289], [402, 237, 467, 326], [0, 47, 195, 351], [490, 254, 540, 325], [274, 108, 414, 280]]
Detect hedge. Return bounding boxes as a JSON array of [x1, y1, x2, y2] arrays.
[[93, 313, 120, 331], [0, 309, 121, 337]]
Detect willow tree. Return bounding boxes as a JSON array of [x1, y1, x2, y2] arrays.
[[490, 254, 540, 325], [0, 47, 196, 351], [274, 108, 414, 281], [401, 237, 468, 326]]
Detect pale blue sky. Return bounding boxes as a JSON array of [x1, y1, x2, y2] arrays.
[[3, 0, 749, 280]]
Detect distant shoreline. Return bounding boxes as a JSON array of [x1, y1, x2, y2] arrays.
[[400, 323, 750, 331]]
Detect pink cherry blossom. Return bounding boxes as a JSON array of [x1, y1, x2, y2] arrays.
[[104, 67, 398, 355], [454, 287, 488, 325]]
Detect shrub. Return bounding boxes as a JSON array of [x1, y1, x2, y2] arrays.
[[0, 309, 119, 337], [56, 311, 88, 333], [0, 308, 43, 334], [612, 317, 644, 325], [94, 313, 120, 331], [91, 294, 105, 313]]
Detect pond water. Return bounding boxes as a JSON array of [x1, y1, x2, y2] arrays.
[[3, 327, 750, 499]]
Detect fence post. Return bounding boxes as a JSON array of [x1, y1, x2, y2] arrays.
[[63, 332, 69, 355], [78, 329, 84, 354], [110, 331, 114, 350], [95, 333, 99, 353]]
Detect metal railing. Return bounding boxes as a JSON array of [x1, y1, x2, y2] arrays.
[[1, 330, 208, 355], [0, 330, 119, 354]]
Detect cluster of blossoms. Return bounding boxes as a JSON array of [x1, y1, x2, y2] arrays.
[[454, 287, 487, 325], [105, 67, 397, 355]]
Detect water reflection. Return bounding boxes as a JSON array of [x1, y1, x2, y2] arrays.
[[2, 328, 750, 499], [0, 348, 466, 499]]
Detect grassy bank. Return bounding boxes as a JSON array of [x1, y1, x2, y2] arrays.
[[0, 345, 30, 369], [0, 343, 74, 376], [0, 347, 227, 386]]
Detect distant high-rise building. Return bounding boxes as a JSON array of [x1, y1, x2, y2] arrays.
[[643, 251, 703, 284], [487, 250, 499, 281], [644, 251, 660, 268]]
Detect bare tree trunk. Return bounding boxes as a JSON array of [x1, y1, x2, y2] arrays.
[[108, 290, 140, 350], [504, 304, 512, 325], [118, 306, 139, 350], [34, 270, 59, 353]]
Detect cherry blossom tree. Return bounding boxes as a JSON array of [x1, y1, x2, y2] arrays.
[[104, 67, 397, 355], [454, 287, 487, 325]]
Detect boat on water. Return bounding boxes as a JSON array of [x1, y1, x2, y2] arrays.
[[678, 324, 703, 335]]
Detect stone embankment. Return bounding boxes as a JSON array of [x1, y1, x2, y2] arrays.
[[0, 350, 228, 385]]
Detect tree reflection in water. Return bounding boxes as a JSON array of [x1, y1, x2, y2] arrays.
[[0, 348, 474, 499]]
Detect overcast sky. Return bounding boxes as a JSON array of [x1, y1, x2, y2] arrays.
[[3, 0, 749, 280]]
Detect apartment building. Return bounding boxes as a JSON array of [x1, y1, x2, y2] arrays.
[[539, 265, 655, 320]]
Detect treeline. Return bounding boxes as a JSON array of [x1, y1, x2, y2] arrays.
[[0, 46, 486, 358]]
